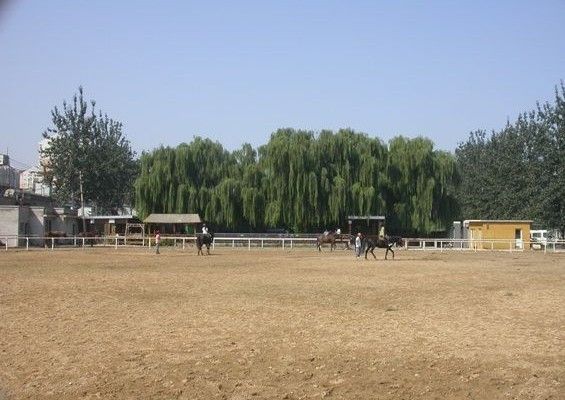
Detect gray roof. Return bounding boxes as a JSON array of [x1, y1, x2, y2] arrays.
[[144, 213, 202, 224]]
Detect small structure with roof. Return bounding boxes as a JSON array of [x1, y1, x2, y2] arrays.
[[459, 219, 533, 250], [143, 213, 202, 235], [347, 215, 386, 238]]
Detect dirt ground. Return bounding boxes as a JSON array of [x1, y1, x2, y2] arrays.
[[0, 247, 563, 400]]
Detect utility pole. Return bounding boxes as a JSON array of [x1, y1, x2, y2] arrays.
[[79, 170, 86, 233]]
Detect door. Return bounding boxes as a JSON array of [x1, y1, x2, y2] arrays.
[[515, 229, 523, 249]]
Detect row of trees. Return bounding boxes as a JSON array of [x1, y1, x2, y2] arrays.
[[42, 83, 563, 235], [134, 130, 459, 234], [456, 82, 564, 236]]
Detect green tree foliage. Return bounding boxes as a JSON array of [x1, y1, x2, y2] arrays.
[[135, 129, 459, 234], [456, 82, 565, 236], [41, 88, 137, 212]]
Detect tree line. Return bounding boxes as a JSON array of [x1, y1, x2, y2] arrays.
[[134, 130, 458, 234], [455, 82, 564, 237], [42, 83, 564, 235]]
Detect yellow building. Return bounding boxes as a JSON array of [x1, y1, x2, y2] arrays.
[[463, 220, 533, 250]]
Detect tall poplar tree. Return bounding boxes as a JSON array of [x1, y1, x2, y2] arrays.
[[41, 87, 137, 212]]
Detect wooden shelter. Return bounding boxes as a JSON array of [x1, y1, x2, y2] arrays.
[[347, 215, 386, 238], [143, 213, 202, 235]]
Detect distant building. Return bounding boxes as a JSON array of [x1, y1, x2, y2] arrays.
[[0, 154, 20, 190], [452, 220, 533, 250], [0, 204, 78, 247], [19, 167, 51, 196]]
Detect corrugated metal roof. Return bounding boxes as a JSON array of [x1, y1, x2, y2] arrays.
[[144, 213, 202, 224]]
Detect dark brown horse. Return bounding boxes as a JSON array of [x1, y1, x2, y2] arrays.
[[77, 231, 97, 247], [316, 231, 337, 251], [316, 231, 352, 252], [359, 236, 405, 260], [45, 231, 67, 247], [196, 233, 214, 255]]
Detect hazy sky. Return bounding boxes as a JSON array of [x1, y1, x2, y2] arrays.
[[1, 0, 564, 169]]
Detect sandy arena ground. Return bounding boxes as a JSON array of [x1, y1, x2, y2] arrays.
[[0, 247, 563, 399]]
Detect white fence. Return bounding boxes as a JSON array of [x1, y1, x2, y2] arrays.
[[1, 235, 564, 253]]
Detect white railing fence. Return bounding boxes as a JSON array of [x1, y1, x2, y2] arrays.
[[1, 235, 564, 253]]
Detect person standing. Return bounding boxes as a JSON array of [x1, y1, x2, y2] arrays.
[[355, 232, 362, 258], [155, 230, 161, 254]]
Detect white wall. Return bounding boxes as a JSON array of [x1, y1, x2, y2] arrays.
[[0, 206, 20, 247]]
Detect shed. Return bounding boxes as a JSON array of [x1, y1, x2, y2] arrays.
[[144, 213, 202, 235], [463, 220, 533, 250], [83, 215, 140, 236]]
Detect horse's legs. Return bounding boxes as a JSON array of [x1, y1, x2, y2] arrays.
[[370, 247, 376, 259], [206, 244, 210, 255], [390, 247, 395, 259], [384, 247, 389, 260]]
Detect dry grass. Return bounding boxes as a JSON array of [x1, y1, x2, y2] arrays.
[[0, 248, 563, 399]]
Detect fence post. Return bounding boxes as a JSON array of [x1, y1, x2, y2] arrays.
[[26, 237, 29, 251], [291, 239, 293, 249], [4, 238, 7, 251], [212, 238, 215, 249], [232, 239, 235, 248], [183, 238, 186, 250], [261, 239, 264, 248], [115, 237, 118, 249], [282, 239, 285, 250], [248, 239, 251, 251]]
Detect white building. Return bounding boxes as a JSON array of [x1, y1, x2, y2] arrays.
[[19, 167, 51, 196], [0, 204, 78, 247]]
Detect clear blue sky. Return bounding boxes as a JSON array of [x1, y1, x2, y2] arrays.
[[1, 0, 564, 169]]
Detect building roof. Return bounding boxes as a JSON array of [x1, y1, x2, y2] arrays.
[[144, 213, 202, 224], [86, 215, 136, 220], [463, 219, 533, 224], [347, 215, 385, 221]]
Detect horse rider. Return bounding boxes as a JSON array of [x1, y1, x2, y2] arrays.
[[202, 223, 209, 236], [379, 225, 385, 239]]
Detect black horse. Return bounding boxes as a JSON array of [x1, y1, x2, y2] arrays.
[[352, 235, 404, 260], [196, 233, 214, 255]]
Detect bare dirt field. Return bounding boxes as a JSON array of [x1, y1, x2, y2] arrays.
[[0, 248, 563, 399]]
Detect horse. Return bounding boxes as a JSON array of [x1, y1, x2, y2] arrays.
[[196, 233, 214, 255], [77, 231, 97, 247], [363, 235, 405, 260], [316, 230, 338, 252], [45, 231, 67, 247]]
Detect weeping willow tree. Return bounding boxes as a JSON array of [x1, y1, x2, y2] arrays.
[[135, 130, 459, 234], [384, 136, 459, 235]]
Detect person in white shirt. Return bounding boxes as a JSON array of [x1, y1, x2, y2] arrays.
[[202, 224, 209, 235], [355, 233, 362, 258]]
